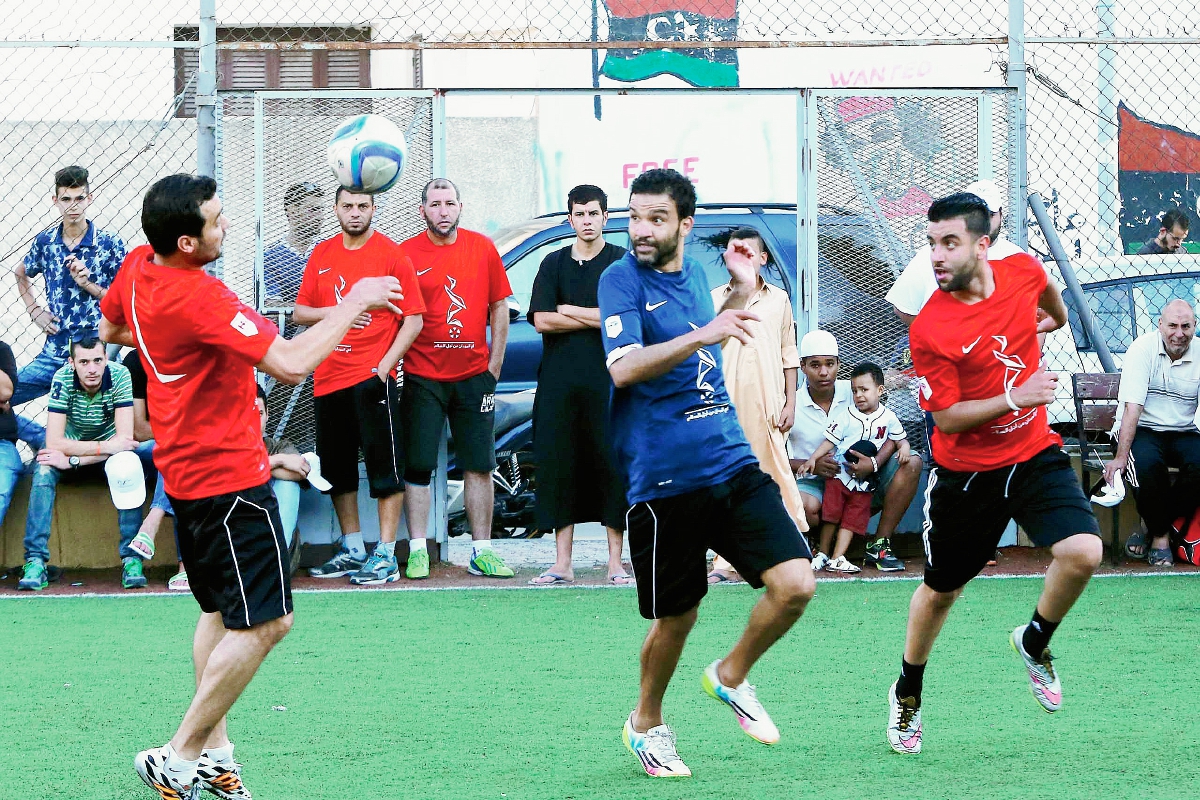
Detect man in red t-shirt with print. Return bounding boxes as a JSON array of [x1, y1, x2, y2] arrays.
[[884, 193, 1102, 757], [399, 178, 514, 578], [295, 188, 426, 585], [100, 174, 404, 800]]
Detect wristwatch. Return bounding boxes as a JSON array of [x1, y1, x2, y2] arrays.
[[68, 456, 80, 469]]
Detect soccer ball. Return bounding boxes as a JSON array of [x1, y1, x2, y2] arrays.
[[327, 114, 408, 194], [1171, 512, 1200, 566]]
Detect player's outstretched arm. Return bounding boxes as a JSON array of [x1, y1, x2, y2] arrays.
[[609, 308, 760, 388], [259, 276, 404, 385], [932, 367, 1059, 435]]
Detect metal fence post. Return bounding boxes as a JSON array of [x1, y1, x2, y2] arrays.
[[1007, 0, 1029, 249], [1096, 0, 1120, 256], [196, 0, 217, 178], [795, 89, 818, 336]]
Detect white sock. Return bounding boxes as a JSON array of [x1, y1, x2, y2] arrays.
[[473, 541, 494, 557], [163, 744, 199, 779], [377, 540, 396, 557], [343, 532, 366, 558], [408, 537, 427, 553], [203, 743, 234, 764]]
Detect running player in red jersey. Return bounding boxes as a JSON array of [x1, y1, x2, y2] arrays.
[[885, 193, 1103, 755], [100, 174, 404, 800]]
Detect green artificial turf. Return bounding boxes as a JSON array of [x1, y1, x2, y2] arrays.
[[1, 576, 1197, 799]]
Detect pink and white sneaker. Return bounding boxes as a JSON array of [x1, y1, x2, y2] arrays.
[[1010, 625, 1063, 712], [887, 681, 922, 754]]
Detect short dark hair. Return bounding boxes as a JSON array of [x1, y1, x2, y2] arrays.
[[629, 169, 696, 219], [69, 337, 103, 358], [54, 165, 89, 192], [255, 383, 267, 403], [729, 227, 771, 262], [142, 174, 218, 257], [927, 192, 992, 239], [421, 178, 459, 205], [334, 186, 375, 205], [567, 184, 607, 214], [1161, 208, 1191, 234], [284, 181, 323, 206], [850, 361, 885, 387]]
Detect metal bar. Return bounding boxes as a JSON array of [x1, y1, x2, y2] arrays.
[[1008, 0, 1029, 249], [1028, 192, 1117, 373], [443, 86, 1014, 97], [253, 92, 266, 310], [432, 92, 447, 177], [215, 38, 1009, 51], [977, 93, 994, 182], [196, 0, 217, 179], [798, 90, 819, 335], [248, 89, 436, 100], [0, 40, 200, 48], [1026, 36, 1200, 44], [1096, 0, 1121, 257]]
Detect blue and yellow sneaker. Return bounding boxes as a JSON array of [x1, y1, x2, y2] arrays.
[[702, 660, 780, 744], [349, 549, 400, 586], [623, 714, 691, 778], [468, 547, 514, 578]]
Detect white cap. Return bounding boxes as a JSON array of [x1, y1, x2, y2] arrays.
[[105, 451, 146, 510], [302, 452, 333, 492], [963, 179, 1003, 213], [799, 330, 838, 358]]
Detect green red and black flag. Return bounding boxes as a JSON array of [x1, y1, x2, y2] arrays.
[[600, 0, 739, 88], [1118, 102, 1200, 253]]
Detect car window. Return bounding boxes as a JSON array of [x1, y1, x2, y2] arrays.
[[1080, 284, 1132, 352], [1080, 275, 1200, 354], [505, 232, 629, 314]]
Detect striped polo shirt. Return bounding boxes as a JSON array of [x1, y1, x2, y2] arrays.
[[47, 362, 133, 441]]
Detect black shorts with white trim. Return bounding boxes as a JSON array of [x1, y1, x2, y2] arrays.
[[170, 482, 292, 630]]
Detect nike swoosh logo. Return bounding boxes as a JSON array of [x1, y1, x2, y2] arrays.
[[962, 336, 982, 353], [646, 300, 668, 311], [417, 268, 432, 276], [318, 268, 331, 275]]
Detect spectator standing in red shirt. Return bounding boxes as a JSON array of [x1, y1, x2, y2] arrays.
[[295, 189, 426, 585], [885, 193, 1102, 757], [100, 174, 404, 800], [399, 179, 514, 578]]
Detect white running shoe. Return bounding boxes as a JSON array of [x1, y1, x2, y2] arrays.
[[623, 714, 692, 777], [810, 552, 830, 571], [886, 682, 922, 754], [702, 660, 780, 744], [1010, 625, 1062, 712], [827, 555, 861, 574], [134, 746, 201, 800]]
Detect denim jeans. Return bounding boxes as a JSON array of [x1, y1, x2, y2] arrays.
[[0, 440, 22, 528], [272, 478, 301, 548], [11, 347, 62, 453]]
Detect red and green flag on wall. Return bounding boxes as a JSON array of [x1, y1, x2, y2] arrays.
[[600, 0, 739, 88], [1118, 103, 1200, 253]]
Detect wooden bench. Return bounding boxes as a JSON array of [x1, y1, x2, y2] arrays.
[[1072, 373, 1123, 564]]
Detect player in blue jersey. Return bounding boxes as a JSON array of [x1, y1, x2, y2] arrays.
[[599, 169, 816, 778]]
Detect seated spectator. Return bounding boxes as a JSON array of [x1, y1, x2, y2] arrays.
[[787, 331, 923, 572], [255, 383, 310, 547], [1105, 299, 1200, 567], [18, 338, 150, 591], [0, 339, 22, 531], [1136, 208, 1190, 255], [799, 362, 910, 573]]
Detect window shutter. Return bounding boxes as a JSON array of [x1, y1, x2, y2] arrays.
[[326, 51, 368, 88], [228, 52, 268, 89], [279, 51, 314, 89], [175, 46, 199, 118]]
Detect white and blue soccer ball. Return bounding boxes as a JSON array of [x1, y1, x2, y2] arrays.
[[327, 114, 408, 194]]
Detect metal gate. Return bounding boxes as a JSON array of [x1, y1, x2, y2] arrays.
[[800, 88, 1018, 452]]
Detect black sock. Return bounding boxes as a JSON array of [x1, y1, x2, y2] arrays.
[[896, 659, 925, 706], [1022, 610, 1060, 656]]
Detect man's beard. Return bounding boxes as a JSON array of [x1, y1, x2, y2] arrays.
[[427, 217, 459, 237], [340, 219, 371, 236], [938, 263, 975, 293], [633, 232, 681, 268]]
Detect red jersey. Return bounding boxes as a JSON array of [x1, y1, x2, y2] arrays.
[[910, 252, 1061, 472], [100, 245, 277, 500], [399, 229, 513, 382], [295, 231, 426, 396]]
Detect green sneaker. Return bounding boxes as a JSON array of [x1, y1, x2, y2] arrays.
[[121, 557, 148, 589], [406, 547, 430, 580], [468, 547, 514, 578], [17, 558, 48, 591]]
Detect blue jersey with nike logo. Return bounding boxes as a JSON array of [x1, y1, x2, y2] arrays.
[[598, 252, 757, 504]]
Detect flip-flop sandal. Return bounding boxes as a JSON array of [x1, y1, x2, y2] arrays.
[[707, 571, 745, 585], [528, 571, 573, 586], [1147, 548, 1174, 567], [608, 572, 635, 586], [129, 531, 156, 560], [1125, 530, 1148, 560]]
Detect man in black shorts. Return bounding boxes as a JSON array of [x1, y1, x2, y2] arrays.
[[886, 193, 1103, 755], [598, 169, 815, 777], [101, 174, 404, 800]]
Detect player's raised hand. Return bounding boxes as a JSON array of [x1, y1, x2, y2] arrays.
[[347, 276, 405, 314], [693, 308, 760, 346], [1009, 368, 1059, 408]]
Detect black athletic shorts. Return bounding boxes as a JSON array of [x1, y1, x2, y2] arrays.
[[922, 445, 1101, 593], [313, 375, 404, 498], [170, 483, 292, 630], [626, 465, 812, 620], [403, 371, 497, 474]]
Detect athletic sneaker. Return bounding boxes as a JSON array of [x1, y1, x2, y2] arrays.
[[168, 571, 191, 592], [810, 552, 830, 571], [887, 681, 922, 754], [701, 660, 780, 744], [122, 557, 148, 589], [864, 538, 905, 572], [406, 548, 430, 580], [468, 548, 514, 578], [134, 746, 201, 800], [17, 558, 48, 591], [308, 548, 365, 579], [1010, 625, 1062, 712], [348, 549, 400, 585], [196, 752, 252, 799], [622, 714, 691, 777], [826, 555, 861, 574], [129, 531, 156, 560]]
